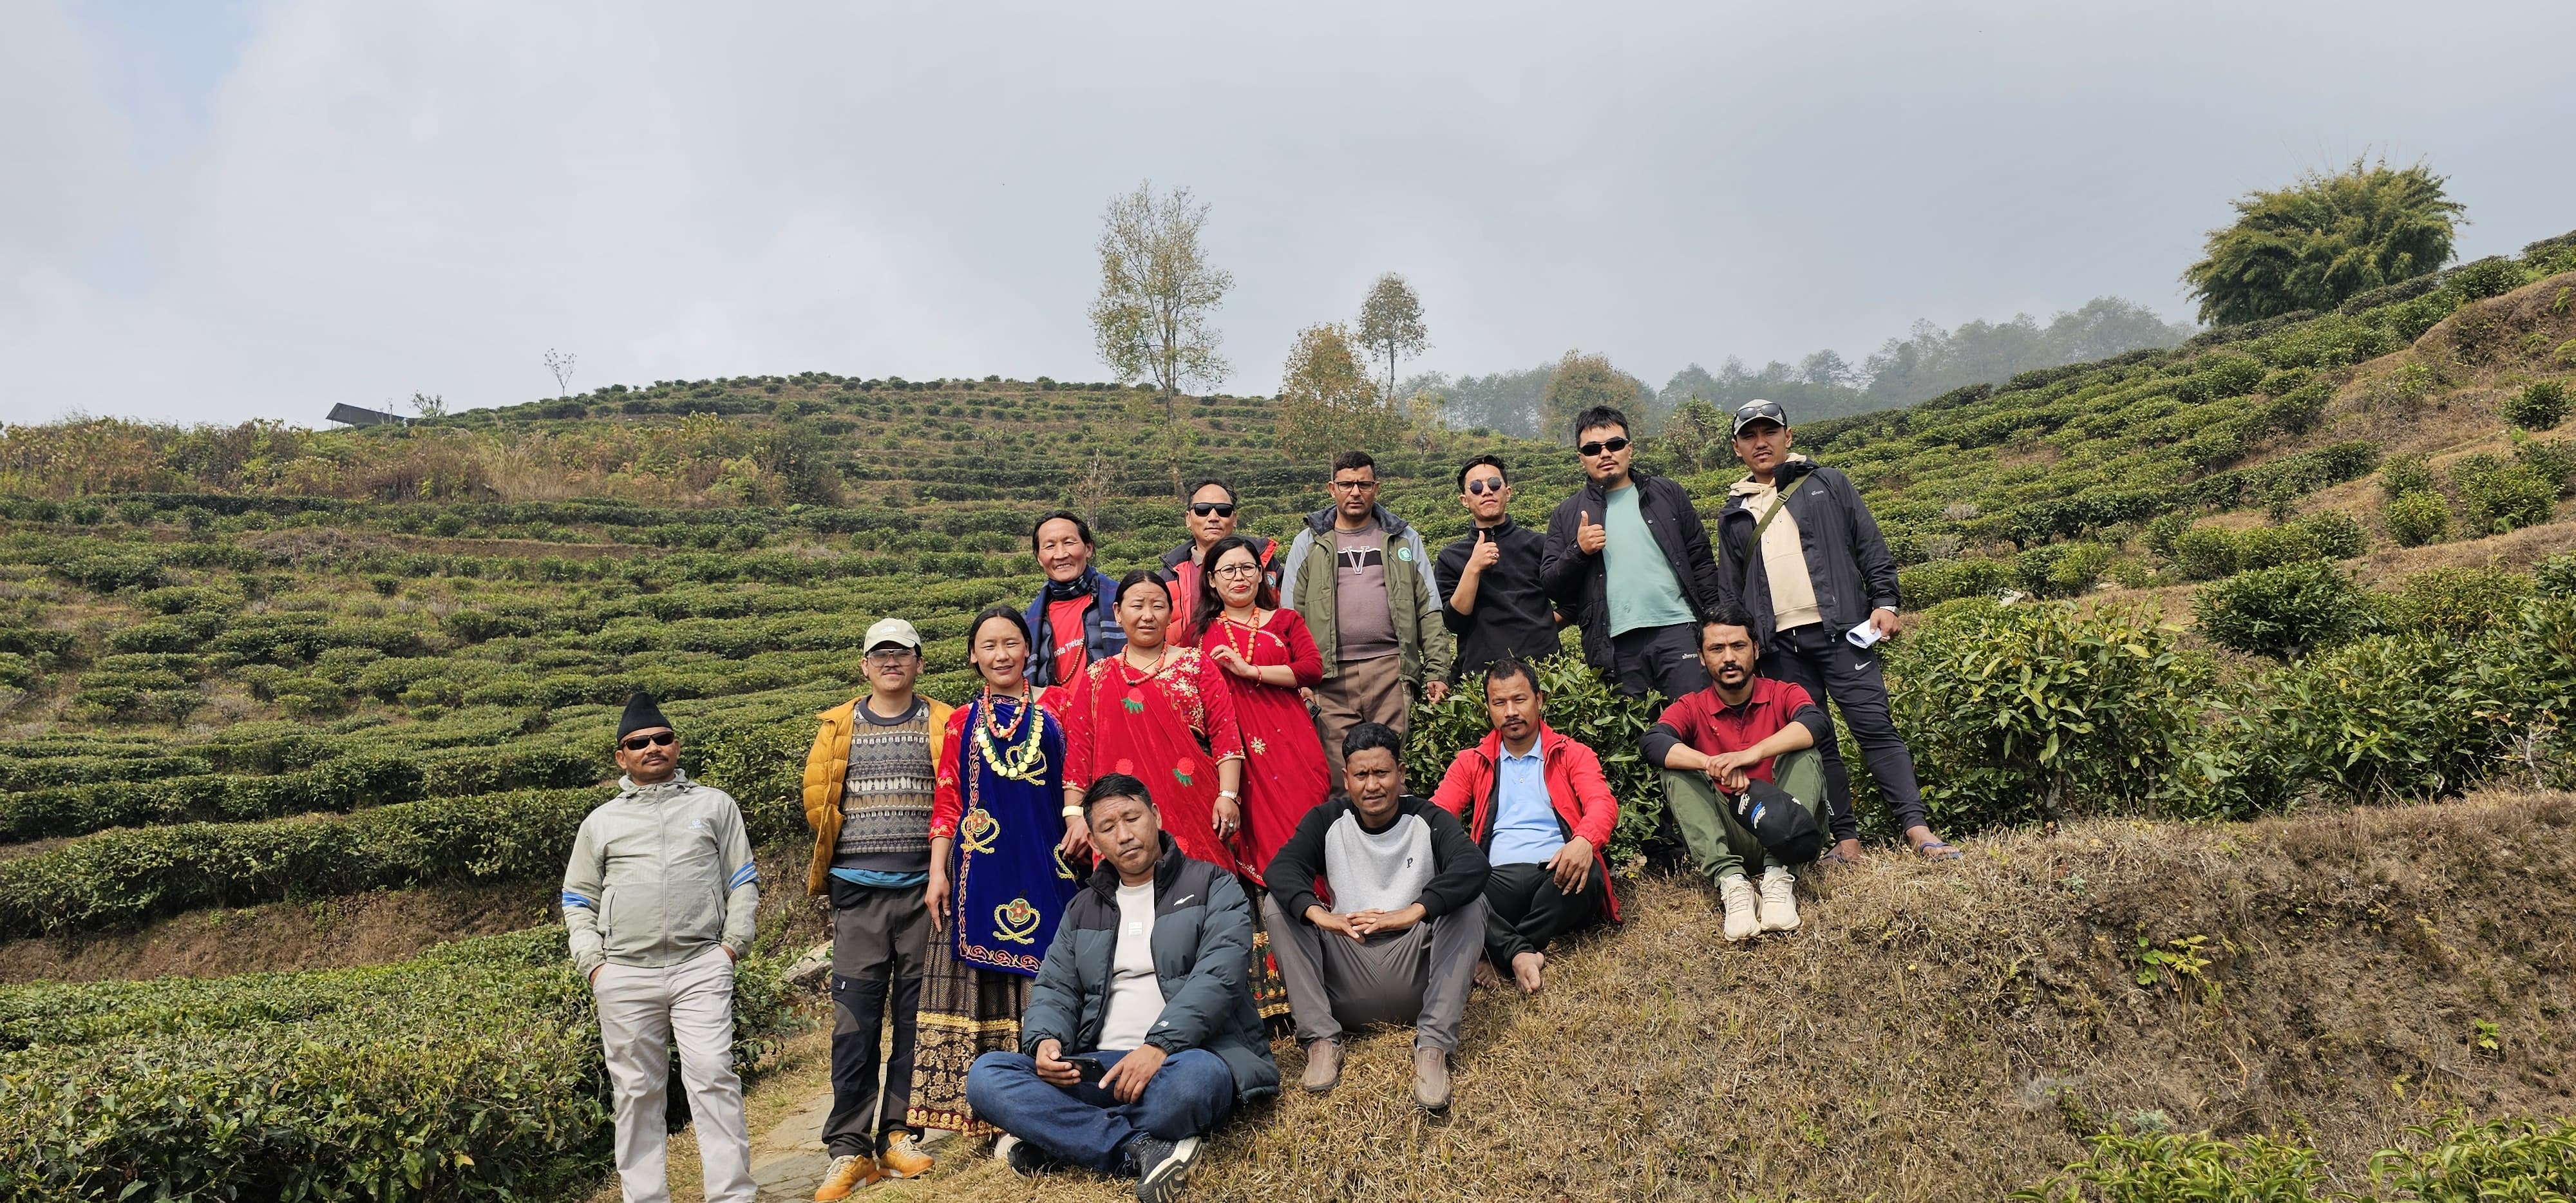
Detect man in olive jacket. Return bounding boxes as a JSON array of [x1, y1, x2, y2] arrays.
[[965, 773, 1278, 1200], [1280, 450, 1455, 781]]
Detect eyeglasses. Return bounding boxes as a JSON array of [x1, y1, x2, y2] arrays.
[[620, 732, 676, 752], [1577, 437, 1633, 457], [1329, 478, 1378, 491], [1189, 502, 1236, 518], [1213, 562, 1262, 579], [864, 649, 918, 665], [1464, 477, 1507, 496]]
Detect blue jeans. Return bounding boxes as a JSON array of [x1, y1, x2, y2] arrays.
[[965, 1048, 1237, 1173]]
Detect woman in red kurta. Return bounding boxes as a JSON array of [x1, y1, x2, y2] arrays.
[[1059, 570, 1246, 873], [1192, 535, 1329, 886]]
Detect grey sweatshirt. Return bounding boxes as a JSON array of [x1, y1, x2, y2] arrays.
[[561, 772, 761, 978]]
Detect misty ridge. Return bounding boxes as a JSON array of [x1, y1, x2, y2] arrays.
[[1415, 296, 2197, 440]]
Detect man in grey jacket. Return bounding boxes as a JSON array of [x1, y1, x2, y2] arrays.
[[562, 693, 761, 1203]]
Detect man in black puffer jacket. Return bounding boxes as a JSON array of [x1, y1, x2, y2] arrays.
[[966, 773, 1278, 1202]]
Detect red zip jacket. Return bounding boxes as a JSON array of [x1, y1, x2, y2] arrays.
[[1428, 723, 1622, 922]]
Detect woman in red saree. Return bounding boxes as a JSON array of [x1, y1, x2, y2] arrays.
[[1059, 570, 1246, 871], [1192, 535, 1328, 886]]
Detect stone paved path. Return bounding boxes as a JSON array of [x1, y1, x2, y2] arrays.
[[748, 1092, 953, 1201]]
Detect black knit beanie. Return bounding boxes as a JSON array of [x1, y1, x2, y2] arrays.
[[617, 692, 672, 740]]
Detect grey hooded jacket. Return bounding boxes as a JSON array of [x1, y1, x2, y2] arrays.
[[561, 772, 761, 979]]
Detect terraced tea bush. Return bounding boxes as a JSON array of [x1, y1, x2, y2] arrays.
[[2380, 453, 2438, 500], [2506, 380, 2571, 430], [2192, 561, 2371, 659], [2370, 1112, 2576, 1200], [2255, 633, 2509, 802], [2169, 526, 2240, 581], [2013, 1129, 2330, 1202], [2383, 491, 2452, 547], [0, 926, 797, 1203], [1900, 557, 2014, 605], [2452, 455, 2560, 534], [2371, 566, 2536, 638]]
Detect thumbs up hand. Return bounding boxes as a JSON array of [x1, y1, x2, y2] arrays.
[[1466, 528, 1502, 574], [1575, 510, 1607, 554]]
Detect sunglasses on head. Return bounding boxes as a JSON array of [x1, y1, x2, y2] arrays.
[[1577, 437, 1633, 457], [1464, 477, 1507, 496], [1189, 502, 1236, 518], [620, 732, 676, 752]]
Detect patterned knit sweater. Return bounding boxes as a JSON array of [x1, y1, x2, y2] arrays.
[[837, 699, 936, 873]]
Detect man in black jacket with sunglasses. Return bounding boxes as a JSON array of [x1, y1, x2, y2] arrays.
[[1434, 455, 1560, 682], [1540, 405, 1723, 701]]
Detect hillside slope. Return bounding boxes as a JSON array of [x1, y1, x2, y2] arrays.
[[867, 791, 2576, 1202]]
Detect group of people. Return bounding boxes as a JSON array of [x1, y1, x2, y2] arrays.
[[560, 399, 1964, 1203]]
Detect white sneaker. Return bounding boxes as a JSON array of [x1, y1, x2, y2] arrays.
[[1719, 875, 1761, 941], [1758, 866, 1800, 933]]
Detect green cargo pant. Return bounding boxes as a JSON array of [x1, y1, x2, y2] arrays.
[[1660, 748, 1826, 886]]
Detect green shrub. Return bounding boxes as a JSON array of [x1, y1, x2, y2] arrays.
[[103, 611, 223, 654], [2506, 380, 2571, 430], [0, 654, 33, 691], [1404, 656, 1659, 863], [52, 550, 166, 592], [1887, 601, 2233, 828], [2014, 1130, 2330, 1202], [2380, 453, 2438, 500], [1899, 557, 2014, 605], [2255, 633, 2508, 801], [2192, 561, 2371, 658], [2012, 543, 2114, 598], [2259, 378, 2335, 435], [0, 752, 428, 842], [2453, 458, 2558, 534], [2169, 526, 2240, 581], [2295, 509, 2365, 559], [2231, 524, 2320, 571], [2452, 254, 2532, 300], [0, 926, 797, 1203], [2537, 553, 2576, 599], [2371, 567, 2535, 638], [2383, 491, 2451, 547], [2517, 435, 2576, 495]]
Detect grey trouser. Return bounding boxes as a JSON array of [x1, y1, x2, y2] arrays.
[[1660, 748, 1826, 886], [593, 947, 753, 1203], [1761, 622, 1927, 840], [824, 883, 929, 1157], [1313, 652, 1409, 782], [1261, 894, 1486, 1052], [1611, 622, 1713, 702]]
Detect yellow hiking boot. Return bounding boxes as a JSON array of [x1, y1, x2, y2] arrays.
[[814, 1153, 881, 1200]]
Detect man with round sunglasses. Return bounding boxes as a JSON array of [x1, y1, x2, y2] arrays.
[[1539, 405, 1723, 701], [562, 692, 762, 1203], [1157, 478, 1280, 640], [1713, 399, 1960, 865], [1434, 455, 1560, 682]]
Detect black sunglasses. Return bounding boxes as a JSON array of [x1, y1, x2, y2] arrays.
[[620, 732, 676, 752], [1464, 478, 1507, 496], [1189, 502, 1236, 518], [1577, 437, 1633, 457]]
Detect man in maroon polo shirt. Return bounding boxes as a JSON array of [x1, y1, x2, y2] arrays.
[[1641, 612, 1830, 942]]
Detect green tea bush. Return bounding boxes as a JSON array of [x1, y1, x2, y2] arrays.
[[0, 753, 214, 792], [2371, 566, 2536, 638], [1886, 601, 2233, 828], [1404, 655, 1660, 863], [2013, 1130, 2330, 1202], [2255, 633, 2507, 801], [2452, 455, 2559, 533], [0, 926, 797, 1203], [2192, 561, 2371, 659], [2297, 510, 2366, 559], [2169, 526, 2240, 581], [2518, 435, 2576, 495], [2383, 491, 2452, 547], [2014, 543, 2114, 598], [2231, 524, 2320, 571], [0, 752, 426, 843], [2506, 380, 2571, 430], [2370, 1112, 2576, 1200], [2380, 453, 2438, 500], [2537, 553, 2576, 599]]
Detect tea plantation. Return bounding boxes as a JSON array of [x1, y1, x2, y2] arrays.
[[3, 232, 2575, 1198]]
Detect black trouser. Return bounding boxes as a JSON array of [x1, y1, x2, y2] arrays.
[[1481, 860, 1605, 971], [1609, 622, 1712, 702], [824, 882, 929, 1157], [1759, 623, 1927, 842]]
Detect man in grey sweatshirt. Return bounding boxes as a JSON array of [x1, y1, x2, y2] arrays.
[[562, 693, 761, 1203]]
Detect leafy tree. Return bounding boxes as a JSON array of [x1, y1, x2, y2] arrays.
[[1088, 181, 1233, 498], [2183, 158, 2465, 326], [1275, 323, 1399, 458], [1540, 350, 1649, 442], [1661, 398, 1728, 473], [1356, 273, 1429, 404]]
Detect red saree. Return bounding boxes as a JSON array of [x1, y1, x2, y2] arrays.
[[1195, 609, 1328, 886], [1060, 646, 1246, 873]]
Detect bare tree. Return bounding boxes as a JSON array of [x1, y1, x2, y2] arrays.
[[408, 392, 447, 419], [1088, 182, 1233, 498], [1072, 449, 1116, 527], [543, 349, 578, 399], [1356, 273, 1428, 404]]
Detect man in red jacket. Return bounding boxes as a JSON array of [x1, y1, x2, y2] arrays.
[[1430, 659, 1620, 995]]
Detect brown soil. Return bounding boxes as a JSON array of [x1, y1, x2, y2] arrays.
[[0, 881, 558, 983], [797, 791, 2576, 1202]]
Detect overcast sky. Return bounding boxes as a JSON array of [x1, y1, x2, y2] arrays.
[[8, 1, 2574, 426]]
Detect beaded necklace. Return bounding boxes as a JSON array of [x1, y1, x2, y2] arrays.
[[974, 688, 1047, 783]]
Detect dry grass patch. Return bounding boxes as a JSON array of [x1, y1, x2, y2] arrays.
[[848, 792, 2576, 1201]]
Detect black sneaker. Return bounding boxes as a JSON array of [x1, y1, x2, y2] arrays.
[[999, 1134, 1060, 1177], [1129, 1134, 1200, 1202]]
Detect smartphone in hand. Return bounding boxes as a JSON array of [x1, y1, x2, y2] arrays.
[[1070, 1054, 1110, 1083]]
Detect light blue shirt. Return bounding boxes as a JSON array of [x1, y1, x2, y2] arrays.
[[1602, 484, 1694, 636], [1488, 741, 1565, 866]]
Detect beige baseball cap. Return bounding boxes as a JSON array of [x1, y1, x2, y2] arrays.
[[864, 617, 923, 652]]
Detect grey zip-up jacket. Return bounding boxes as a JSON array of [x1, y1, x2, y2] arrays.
[[561, 772, 760, 979]]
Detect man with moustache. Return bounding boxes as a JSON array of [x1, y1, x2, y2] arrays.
[[965, 774, 1278, 1203]]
